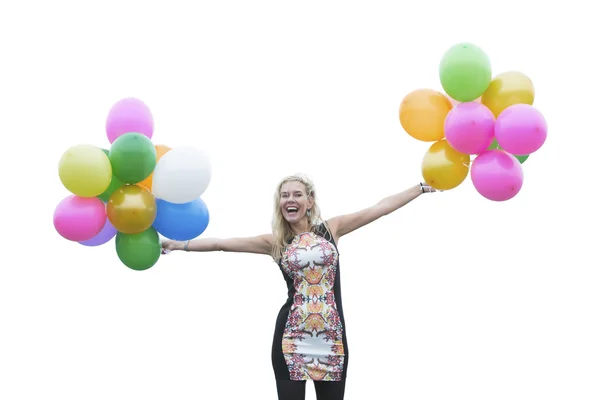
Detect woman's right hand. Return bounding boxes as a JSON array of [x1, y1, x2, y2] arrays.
[[161, 240, 184, 254]]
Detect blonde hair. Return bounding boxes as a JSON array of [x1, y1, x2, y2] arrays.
[[271, 173, 322, 262]]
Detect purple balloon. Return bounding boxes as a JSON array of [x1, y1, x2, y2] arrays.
[[79, 217, 117, 246], [106, 97, 154, 144], [495, 104, 547, 156], [444, 102, 495, 155], [471, 150, 524, 202]]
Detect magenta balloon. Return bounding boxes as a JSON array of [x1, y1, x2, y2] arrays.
[[105, 97, 154, 144], [444, 102, 495, 155], [54, 196, 107, 241], [79, 217, 117, 246], [471, 150, 524, 201], [495, 104, 547, 156]]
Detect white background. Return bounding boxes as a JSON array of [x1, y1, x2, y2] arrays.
[[1, 1, 599, 399]]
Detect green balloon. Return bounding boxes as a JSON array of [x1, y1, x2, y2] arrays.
[[487, 139, 529, 164], [116, 227, 161, 271], [109, 132, 157, 184], [514, 154, 529, 164], [488, 138, 500, 150], [98, 149, 125, 202], [439, 43, 492, 102]]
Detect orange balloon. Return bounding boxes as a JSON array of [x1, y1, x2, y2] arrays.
[[399, 89, 452, 142], [481, 71, 534, 117], [137, 144, 172, 191], [107, 185, 157, 234], [421, 139, 470, 190]]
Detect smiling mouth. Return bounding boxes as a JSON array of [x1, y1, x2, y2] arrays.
[[286, 207, 299, 215]]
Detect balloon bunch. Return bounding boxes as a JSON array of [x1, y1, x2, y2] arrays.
[[53, 98, 211, 270], [399, 42, 547, 201]]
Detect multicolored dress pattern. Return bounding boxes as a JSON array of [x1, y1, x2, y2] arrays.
[[279, 231, 345, 381]]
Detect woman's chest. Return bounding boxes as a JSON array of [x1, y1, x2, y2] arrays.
[[281, 233, 338, 275]]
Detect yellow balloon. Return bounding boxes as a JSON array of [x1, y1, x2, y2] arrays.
[[59, 144, 112, 197], [399, 89, 452, 142], [421, 139, 470, 190], [107, 185, 157, 234], [481, 71, 535, 117]]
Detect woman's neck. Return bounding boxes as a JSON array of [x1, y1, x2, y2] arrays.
[[290, 220, 311, 235]]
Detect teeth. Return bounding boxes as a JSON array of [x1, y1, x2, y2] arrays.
[[287, 207, 298, 212]]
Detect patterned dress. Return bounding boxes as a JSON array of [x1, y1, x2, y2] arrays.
[[271, 222, 349, 382]]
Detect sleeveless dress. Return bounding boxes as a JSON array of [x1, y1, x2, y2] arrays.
[[271, 222, 349, 382]]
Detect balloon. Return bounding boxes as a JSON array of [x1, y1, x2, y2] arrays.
[[115, 228, 161, 271], [79, 216, 117, 246], [152, 146, 212, 204], [495, 104, 547, 155], [107, 185, 157, 234], [153, 198, 210, 241], [439, 43, 492, 102], [471, 150, 524, 201], [106, 97, 154, 144], [137, 144, 172, 191], [109, 132, 157, 184], [421, 139, 470, 190], [481, 71, 535, 117], [488, 139, 529, 164], [399, 89, 452, 142], [98, 149, 125, 202], [58, 144, 112, 197], [54, 195, 106, 241], [444, 102, 495, 155]]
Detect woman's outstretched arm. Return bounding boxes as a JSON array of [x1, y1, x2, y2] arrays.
[[326, 183, 438, 241], [162, 234, 274, 255]]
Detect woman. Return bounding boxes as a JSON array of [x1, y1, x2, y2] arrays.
[[161, 174, 439, 400]]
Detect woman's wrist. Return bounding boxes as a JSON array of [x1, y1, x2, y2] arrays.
[[174, 241, 187, 251]]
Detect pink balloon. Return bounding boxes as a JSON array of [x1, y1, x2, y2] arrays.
[[471, 150, 524, 201], [495, 104, 547, 156], [444, 102, 495, 154], [53, 196, 107, 241], [106, 98, 154, 144]]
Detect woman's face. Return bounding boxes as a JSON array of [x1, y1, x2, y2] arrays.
[[279, 181, 313, 224]]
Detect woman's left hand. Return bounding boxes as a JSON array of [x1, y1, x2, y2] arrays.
[[420, 182, 441, 193]]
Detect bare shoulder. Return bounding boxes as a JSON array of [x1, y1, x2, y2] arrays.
[[218, 233, 274, 255]]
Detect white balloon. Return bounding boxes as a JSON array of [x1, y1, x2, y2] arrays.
[[152, 146, 212, 204]]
